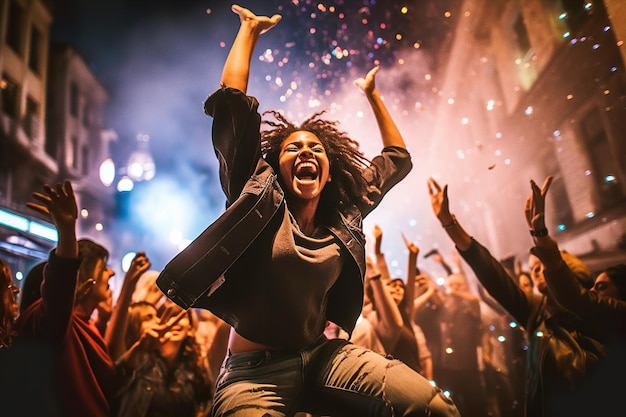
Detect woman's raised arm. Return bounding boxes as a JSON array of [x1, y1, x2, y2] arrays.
[[220, 4, 281, 93]]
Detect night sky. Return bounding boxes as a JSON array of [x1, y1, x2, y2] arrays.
[[47, 0, 472, 275]]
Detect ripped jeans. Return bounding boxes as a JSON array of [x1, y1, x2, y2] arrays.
[[211, 337, 459, 417]]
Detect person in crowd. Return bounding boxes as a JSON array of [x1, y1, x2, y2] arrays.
[[351, 225, 430, 378], [437, 271, 489, 417], [0, 258, 18, 349], [438, 249, 524, 417], [517, 271, 534, 297], [412, 269, 446, 383], [427, 176, 604, 417], [525, 176, 626, 416], [372, 225, 422, 372], [591, 264, 626, 300], [105, 251, 152, 361], [114, 304, 212, 417], [156, 5, 458, 417], [416, 247, 490, 416], [4, 180, 116, 417]]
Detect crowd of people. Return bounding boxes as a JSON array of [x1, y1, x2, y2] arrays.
[[1, 4, 625, 417]]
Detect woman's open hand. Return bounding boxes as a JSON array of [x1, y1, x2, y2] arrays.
[[231, 4, 281, 34]]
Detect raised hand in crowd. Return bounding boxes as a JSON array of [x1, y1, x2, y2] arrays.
[[105, 251, 152, 361], [27, 180, 78, 259]]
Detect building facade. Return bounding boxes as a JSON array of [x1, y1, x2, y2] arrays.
[[0, 0, 116, 285], [426, 0, 626, 271]]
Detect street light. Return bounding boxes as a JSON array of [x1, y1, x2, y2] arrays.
[[99, 157, 116, 187]]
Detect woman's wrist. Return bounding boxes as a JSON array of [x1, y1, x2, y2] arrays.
[[441, 215, 457, 229], [529, 227, 548, 237]]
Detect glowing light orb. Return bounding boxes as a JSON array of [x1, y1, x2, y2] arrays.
[[99, 158, 116, 187]]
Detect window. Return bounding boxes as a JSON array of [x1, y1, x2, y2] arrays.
[[71, 136, 79, 169], [511, 12, 537, 91], [580, 108, 625, 210], [70, 82, 79, 117], [25, 97, 40, 140], [540, 152, 574, 231], [45, 129, 58, 158], [513, 15, 531, 56], [6, 0, 24, 54], [82, 102, 91, 127], [0, 73, 19, 118], [548, 175, 574, 232], [28, 26, 43, 74]]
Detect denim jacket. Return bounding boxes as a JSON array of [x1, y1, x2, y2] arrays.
[[157, 87, 412, 338]]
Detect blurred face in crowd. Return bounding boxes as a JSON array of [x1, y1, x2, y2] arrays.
[[518, 272, 534, 297], [125, 302, 160, 349], [529, 254, 548, 294], [92, 258, 115, 304], [446, 273, 468, 294], [159, 312, 193, 359], [161, 313, 192, 344], [386, 279, 405, 305], [590, 272, 619, 299], [414, 273, 432, 296], [136, 304, 160, 334]]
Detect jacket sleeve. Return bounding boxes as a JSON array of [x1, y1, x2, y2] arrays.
[[204, 86, 263, 206], [544, 260, 626, 327], [458, 238, 531, 325], [360, 146, 412, 217]]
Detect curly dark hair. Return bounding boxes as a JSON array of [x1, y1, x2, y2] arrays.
[[261, 110, 378, 219]]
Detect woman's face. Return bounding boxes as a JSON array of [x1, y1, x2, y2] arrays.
[[591, 272, 620, 299], [136, 304, 160, 334], [160, 314, 191, 344], [446, 273, 468, 294], [86, 258, 115, 304], [518, 273, 534, 296], [278, 131, 331, 202], [386, 279, 405, 305]]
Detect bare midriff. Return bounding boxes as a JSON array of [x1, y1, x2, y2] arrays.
[[227, 327, 281, 353]]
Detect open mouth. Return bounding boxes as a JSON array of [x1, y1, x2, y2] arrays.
[[294, 162, 318, 181]]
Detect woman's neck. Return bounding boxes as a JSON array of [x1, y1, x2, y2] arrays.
[[288, 199, 319, 236]]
